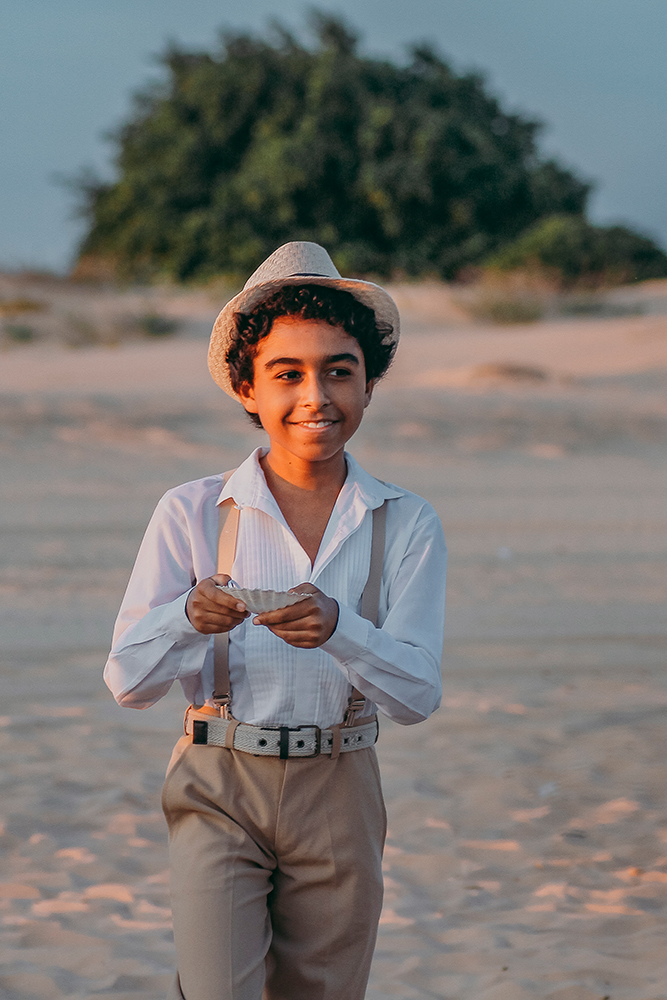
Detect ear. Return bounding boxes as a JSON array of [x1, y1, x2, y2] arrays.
[[238, 381, 259, 414], [364, 379, 375, 409]]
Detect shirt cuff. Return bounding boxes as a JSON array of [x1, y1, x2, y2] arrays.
[[320, 602, 371, 664], [161, 589, 202, 643]]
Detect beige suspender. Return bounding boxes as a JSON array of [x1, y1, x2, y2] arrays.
[[360, 501, 386, 624], [341, 501, 387, 727], [212, 480, 387, 725], [211, 495, 240, 715]]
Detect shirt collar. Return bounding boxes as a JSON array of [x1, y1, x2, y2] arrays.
[[217, 447, 403, 516], [338, 452, 403, 509], [217, 447, 280, 520], [217, 448, 403, 580]]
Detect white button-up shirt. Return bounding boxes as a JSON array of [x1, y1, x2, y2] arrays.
[[104, 449, 446, 728]]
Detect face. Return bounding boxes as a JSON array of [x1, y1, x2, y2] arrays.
[[238, 316, 374, 471]]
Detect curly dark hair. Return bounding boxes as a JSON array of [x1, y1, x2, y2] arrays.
[[225, 284, 396, 427]]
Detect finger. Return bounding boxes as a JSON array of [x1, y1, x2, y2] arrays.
[[260, 618, 320, 635], [219, 595, 248, 612], [192, 598, 249, 622], [209, 606, 249, 622], [263, 615, 322, 639], [196, 622, 245, 635], [288, 582, 318, 595], [200, 598, 248, 618], [198, 607, 249, 625], [199, 579, 247, 612], [195, 615, 248, 634], [193, 616, 247, 636], [267, 623, 316, 638]]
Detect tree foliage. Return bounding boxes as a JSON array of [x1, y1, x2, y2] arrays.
[[485, 214, 667, 287], [77, 14, 596, 281]]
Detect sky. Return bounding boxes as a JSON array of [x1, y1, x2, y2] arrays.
[[1, 0, 666, 272]]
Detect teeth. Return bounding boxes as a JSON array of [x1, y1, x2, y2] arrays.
[[301, 421, 332, 428]]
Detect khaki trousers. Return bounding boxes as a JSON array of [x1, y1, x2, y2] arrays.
[[161, 736, 386, 1000]]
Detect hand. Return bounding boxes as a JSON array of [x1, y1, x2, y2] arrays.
[[253, 583, 339, 648], [186, 574, 249, 634]]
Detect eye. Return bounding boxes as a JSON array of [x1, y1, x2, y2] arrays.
[[328, 366, 353, 378], [276, 369, 302, 381]]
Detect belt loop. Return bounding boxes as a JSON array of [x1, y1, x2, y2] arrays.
[[224, 718, 240, 749], [330, 724, 342, 761]]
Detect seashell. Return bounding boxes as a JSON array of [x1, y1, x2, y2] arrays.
[[215, 586, 310, 614]]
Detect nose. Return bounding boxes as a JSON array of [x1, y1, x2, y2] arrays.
[[300, 371, 330, 410]]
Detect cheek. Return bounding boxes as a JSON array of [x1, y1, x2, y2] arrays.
[[252, 384, 294, 425]]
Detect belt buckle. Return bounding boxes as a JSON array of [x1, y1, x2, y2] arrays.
[[293, 725, 321, 758]]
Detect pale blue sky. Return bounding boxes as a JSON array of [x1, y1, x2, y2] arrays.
[[2, 0, 666, 272]]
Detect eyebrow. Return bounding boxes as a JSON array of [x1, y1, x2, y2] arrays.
[[263, 353, 360, 370]]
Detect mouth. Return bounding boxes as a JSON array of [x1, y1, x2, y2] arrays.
[[293, 419, 337, 430]]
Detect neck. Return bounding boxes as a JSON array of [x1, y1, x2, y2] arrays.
[[260, 447, 347, 496]]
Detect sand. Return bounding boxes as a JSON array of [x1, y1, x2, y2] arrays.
[[1, 281, 667, 999]]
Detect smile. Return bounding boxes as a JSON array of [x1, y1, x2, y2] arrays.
[[295, 420, 336, 429]]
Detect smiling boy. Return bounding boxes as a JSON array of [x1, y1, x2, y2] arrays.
[[104, 242, 446, 1000]]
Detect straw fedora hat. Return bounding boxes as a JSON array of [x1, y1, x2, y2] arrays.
[[208, 241, 400, 399]]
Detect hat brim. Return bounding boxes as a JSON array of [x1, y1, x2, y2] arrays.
[[208, 275, 400, 399]]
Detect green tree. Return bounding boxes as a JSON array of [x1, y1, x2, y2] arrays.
[[77, 14, 593, 281], [484, 214, 667, 287]]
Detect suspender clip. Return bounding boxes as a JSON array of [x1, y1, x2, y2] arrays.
[[212, 694, 231, 719], [342, 695, 366, 727]]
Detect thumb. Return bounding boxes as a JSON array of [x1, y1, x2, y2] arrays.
[[211, 574, 232, 586], [289, 582, 318, 594]]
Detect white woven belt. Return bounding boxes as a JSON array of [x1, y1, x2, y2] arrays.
[[185, 710, 378, 759]]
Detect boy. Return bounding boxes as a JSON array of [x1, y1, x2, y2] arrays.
[[104, 242, 446, 1000]]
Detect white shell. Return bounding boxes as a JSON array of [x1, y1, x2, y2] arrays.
[[215, 586, 310, 614]]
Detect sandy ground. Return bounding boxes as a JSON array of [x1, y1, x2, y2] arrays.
[[1, 285, 667, 999]]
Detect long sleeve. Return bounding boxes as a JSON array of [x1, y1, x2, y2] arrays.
[[103, 452, 446, 728], [103, 488, 214, 708], [321, 506, 446, 725]]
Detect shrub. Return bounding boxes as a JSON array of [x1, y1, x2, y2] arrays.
[[484, 214, 667, 288], [453, 269, 557, 324], [0, 297, 46, 316], [4, 324, 36, 343], [137, 313, 179, 337]]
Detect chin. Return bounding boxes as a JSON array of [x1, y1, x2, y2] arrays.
[[297, 442, 344, 462]]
